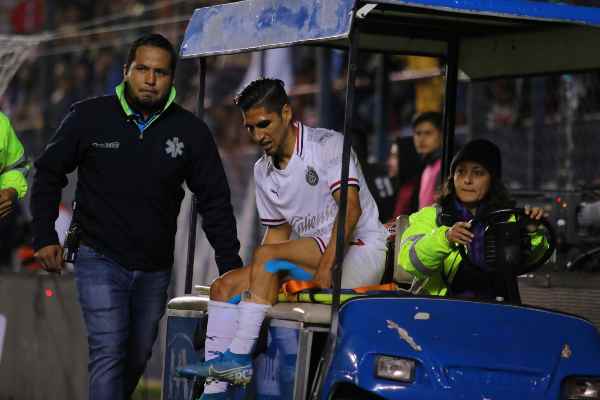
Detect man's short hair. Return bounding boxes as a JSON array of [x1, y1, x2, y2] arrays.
[[234, 78, 290, 113], [126, 33, 177, 74], [412, 111, 442, 131]]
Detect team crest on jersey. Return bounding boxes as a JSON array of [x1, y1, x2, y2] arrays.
[[305, 166, 319, 186]]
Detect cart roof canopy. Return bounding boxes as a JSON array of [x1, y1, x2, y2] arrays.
[[181, 0, 600, 80]]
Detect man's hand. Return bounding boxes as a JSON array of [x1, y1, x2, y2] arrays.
[[0, 188, 17, 219], [34, 245, 65, 273], [313, 265, 332, 289]]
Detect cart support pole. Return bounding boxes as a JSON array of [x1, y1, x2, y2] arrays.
[[184, 58, 207, 295], [318, 48, 334, 129], [441, 37, 459, 180], [375, 53, 389, 161], [314, 26, 359, 400]]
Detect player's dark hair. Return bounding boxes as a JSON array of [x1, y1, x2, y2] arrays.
[[234, 78, 290, 113], [125, 33, 177, 74], [412, 111, 442, 131]]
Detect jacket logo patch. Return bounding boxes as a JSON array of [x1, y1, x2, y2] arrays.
[[92, 142, 120, 149], [165, 137, 184, 158], [305, 166, 319, 186]]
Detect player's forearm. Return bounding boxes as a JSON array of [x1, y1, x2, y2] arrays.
[[320, 205, 361, 271]]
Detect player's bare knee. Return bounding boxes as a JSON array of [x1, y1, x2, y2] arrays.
[[210, 274, 233, 301]]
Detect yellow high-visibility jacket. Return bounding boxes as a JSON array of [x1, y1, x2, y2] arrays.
[[0, 112, 29, 198], [397, 205, 548, 296]]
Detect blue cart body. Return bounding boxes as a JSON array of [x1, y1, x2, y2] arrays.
[[322, 296, 600, 399]]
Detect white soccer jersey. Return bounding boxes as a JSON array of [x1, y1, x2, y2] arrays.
[[254, 122, 388, 253]]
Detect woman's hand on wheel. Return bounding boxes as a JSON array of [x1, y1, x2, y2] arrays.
[[524, 206, 545, 221], [446, 221, 474, 246], [523, 206, 546, 232]]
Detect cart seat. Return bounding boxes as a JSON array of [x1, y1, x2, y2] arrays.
[[167, 292, 331, 325]]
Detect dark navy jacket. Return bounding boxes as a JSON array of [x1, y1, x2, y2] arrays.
[[31, 94, 242, 273]]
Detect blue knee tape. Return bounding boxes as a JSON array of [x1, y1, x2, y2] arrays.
[[227, 294, 241, 304], [264, 259, 314, 281]]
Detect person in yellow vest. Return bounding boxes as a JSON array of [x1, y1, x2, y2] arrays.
[[398, 139, 548, 297], [0, 111, 29, 219]]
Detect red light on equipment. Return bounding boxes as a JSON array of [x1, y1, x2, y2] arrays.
[[45, 288, 54, 297]]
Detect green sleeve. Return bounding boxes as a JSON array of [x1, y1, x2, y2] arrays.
[[397, 206, 453, 280], [0, 113, 30, 199], [528, 229, 550, 264]]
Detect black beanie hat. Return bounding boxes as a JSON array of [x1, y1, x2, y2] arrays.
[[450, 139, 502, 179]]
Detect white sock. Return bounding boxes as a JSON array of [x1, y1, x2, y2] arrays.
[[228, 301, 270, 355], [203, 300, 239, 394]]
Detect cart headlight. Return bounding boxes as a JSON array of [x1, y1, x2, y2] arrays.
[[375, 356, 415, 383], [563, 377, 600, 399]]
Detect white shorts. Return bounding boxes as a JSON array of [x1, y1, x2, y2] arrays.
[[340, 242, 387, 289]]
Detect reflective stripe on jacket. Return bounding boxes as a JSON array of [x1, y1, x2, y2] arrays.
[[0, 112, 30, 198], [397, 205, 549, 296]]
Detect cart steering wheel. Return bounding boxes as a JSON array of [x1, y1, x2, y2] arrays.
[[458, 208, 556, 276]]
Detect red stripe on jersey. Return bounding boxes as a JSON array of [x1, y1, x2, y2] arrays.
[[261, 218, 287, 226], [331, 183, 360, 196], [294, 122, 303, 156], [294, 123, 299, 155], [299, 123, 303, 156], [329, 178, 358, 190], [311, 236, 326, 254]]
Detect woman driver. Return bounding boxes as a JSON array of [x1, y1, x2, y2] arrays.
[[397, 139, 548, 297]]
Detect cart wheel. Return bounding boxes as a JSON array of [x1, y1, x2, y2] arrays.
[[330, 383, 384, 399]]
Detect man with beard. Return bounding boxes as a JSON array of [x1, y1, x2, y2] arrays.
[[31, 34, 242, 400]]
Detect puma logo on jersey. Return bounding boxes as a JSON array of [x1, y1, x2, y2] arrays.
[[307, 130, 334, 143]]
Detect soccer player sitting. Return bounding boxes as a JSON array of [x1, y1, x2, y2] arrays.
[[177, 78, 389, 399]]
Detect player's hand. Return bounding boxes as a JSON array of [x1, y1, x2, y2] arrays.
[[446, 221, 474, 246], [34, 245, 65, 273], [313, 266, 332, 289], [0, 188, 17, 219]]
